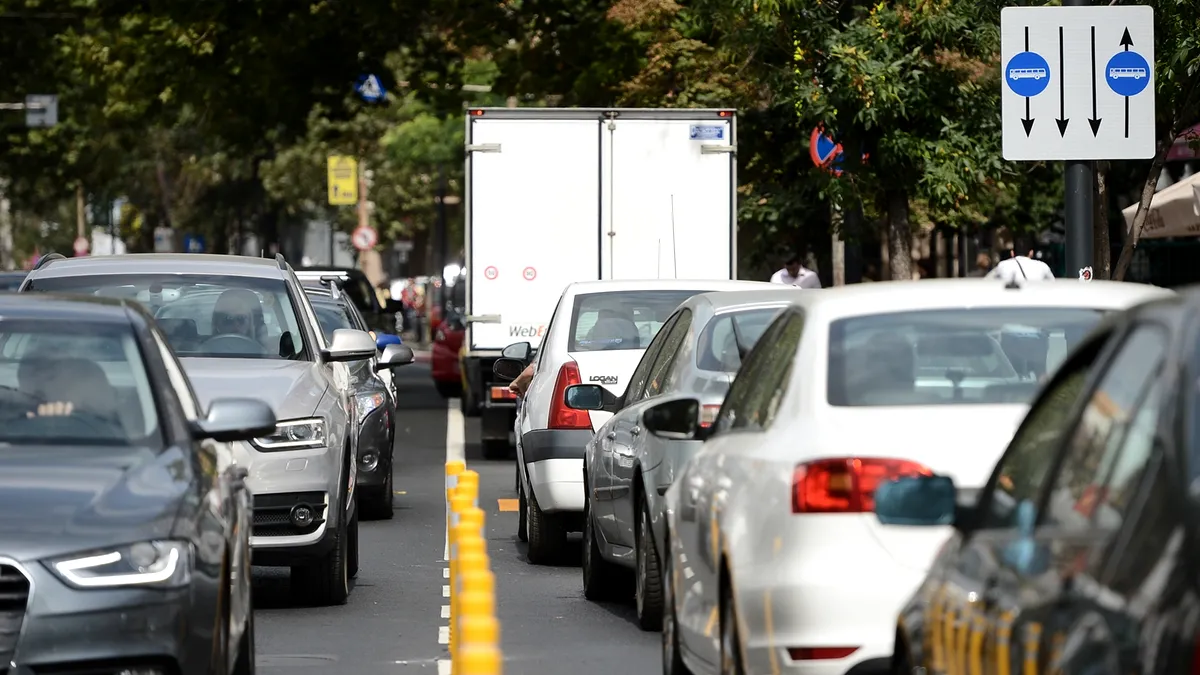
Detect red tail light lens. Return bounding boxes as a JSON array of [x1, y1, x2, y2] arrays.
[[792, 457, 932, 514], [788, 647, 858, 660], [699, 404, 721, 428], [548, 361, 592, 430]]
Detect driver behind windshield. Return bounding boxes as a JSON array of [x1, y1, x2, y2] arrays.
[[212, 288, 266, 345]]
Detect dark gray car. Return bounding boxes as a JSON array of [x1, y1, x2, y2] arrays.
[[0, 292, 276, 675], [20, 253, 413, 606]]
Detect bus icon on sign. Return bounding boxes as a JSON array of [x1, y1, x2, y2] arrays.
[[1008, 67, 1047, 80], [1109, 67, 1147, 80]]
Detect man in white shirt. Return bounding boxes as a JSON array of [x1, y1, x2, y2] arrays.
[[770, 255, 822, 288], [986, 236, 1055, 282]]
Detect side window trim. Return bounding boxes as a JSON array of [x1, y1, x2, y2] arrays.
[[625, 313, 677, 406], [713, 308, 799, 435], [644, 309, 692, 399]]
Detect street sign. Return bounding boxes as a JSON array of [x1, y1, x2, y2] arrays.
[[355, 74, 386, 103], [328, 156, 358, 205], [183, 234, 206, 253], [153, 226, 173, 253], [484, 266, 498, 280], [522, 266, 537, 281], [352, 225, 378, 251], [1001, 6, 1155, 161], [73, 236, 89, 256], [24, 94, 57, 128]]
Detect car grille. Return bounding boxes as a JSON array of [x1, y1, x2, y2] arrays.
[[253, 491, 327, 537], [0, 563, 30, 668]]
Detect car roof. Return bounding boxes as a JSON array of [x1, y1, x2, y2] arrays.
[[0, 292, 141, 324], [564, 279, 773, 295], [786, 278, 1174, 322], [691, 288, 810, 312], [30, 253, 287, 280]]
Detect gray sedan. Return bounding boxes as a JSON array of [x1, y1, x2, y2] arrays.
[[565, 288, 798, 630]]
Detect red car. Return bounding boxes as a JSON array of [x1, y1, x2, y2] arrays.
[[431, 274, 465, 399]]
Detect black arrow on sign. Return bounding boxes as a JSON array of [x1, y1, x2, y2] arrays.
[[1088, 26, 1101, 136], [1120, 27, 1133, 138], [1021, 26, 1034, 135], [1055, 26, 1069, 136]]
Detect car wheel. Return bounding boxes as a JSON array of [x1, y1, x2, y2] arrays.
[[291, 502, 351, 606], [232, 590, 256, 675], [482, 438, 509, 460], [435, 380, 461, 399], [525, 488, 565, 565], [719, 580, 744, 675], [635, 495, 664, 631], [662, 536, 693, 675], [362, 461, 395, 520], [517, 482, 528, 543], [348, 506, 360, 579], [582, 495, 626, 600]]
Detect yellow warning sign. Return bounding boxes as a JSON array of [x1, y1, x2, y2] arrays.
[[327, 155, 358, 205]]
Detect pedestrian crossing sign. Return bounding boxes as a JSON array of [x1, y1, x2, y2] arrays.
[[327, 155, 358, 205]]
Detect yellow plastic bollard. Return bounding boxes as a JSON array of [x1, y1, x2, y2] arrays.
[[458, 470, 480, 507], [457, 588, 497, 620], [459, 614, 500, 653], [446, 461, 465, 541], [451, 552, 490, 667], [458, 646, 503, 675], [459, 507, 485, 538]]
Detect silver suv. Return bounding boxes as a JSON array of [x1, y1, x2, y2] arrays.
[[20, 253, 412, 606]]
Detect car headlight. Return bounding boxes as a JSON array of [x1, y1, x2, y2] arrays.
[[47, 541, 192, 589], [356, 393, 385, 424], [252, 418, 326, 450]]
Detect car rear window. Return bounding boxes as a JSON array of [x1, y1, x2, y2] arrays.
[[827, 307, 1106, 406], [696, 307, 783, 372], [569, 290, 703, 352]]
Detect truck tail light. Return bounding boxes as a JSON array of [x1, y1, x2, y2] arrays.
[[791, 458, 932, 514], [548, 361, 591, 430], [699, 404, 721, 428]]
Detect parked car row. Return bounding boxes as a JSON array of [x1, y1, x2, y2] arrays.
[[490, 275, 1186, 675], [0, 253, 414, 675]]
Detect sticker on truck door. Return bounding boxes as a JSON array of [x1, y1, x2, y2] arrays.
[[689, 125, 725, 141]]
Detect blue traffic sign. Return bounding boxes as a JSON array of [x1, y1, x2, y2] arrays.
[[689, 125, 724, 141], [1105, 50, 1150, 97], [355, 74, 386, 103], [1005, 51, 1051, 98], [183, 234, 205, 253]]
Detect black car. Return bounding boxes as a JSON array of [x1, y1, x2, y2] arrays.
[[0, 293, 276, 675], [303, 280, 401, 519], [295, 267, 401, 335], [876, 289, 1200, 674]]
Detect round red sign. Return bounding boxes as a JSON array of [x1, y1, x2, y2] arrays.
[[484, 266, 498, 280], [522, 267, 537, 281]]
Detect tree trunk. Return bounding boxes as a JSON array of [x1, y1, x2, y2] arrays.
[[831, 201, 845, 286], [1092, 160, 1111, 280], [0, 179, 12, 271], [1114, 126, 1178, 281], [886, 188, 913, 280]]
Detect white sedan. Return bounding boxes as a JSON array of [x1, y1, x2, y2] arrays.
[[652, 278, 1173, 675]]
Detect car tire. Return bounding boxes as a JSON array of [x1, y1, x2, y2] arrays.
[[362, 462, 395, 520], [232, 591, 256, 675], [482, 438, 509, 460], [435, 380, 461, 399], [348, 507, 360, 579], [719, 580, 744, 675], [525, 489, 566, 565], [582, 496, 626, 600], [662, 536, 693, 675], [635, 495, 664, 631], [292, 503, 351, 606], [517, 482, 528, 543]]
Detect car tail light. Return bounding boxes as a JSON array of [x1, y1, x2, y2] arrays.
[[791, 457, 931, 514], [788, 647, 858, 660], [699, 404, 721, 428], [490, 386, 516, 401], [548, 361, 591, 430]]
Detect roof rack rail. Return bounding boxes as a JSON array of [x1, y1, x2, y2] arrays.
[[275, 253, 288, 270], [33, 252, 66, 271]]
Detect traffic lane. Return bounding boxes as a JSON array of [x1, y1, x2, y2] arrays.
[[253, 363, 450, 674], [464, 421, 660, 674]]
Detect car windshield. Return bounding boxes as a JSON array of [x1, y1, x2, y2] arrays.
[[696, 307, 783, 372], [26, 274, 307, 360], [569, 290, 703, 352], [0, 320, 161, 446], [827, 307, 1106, 406], [311, 300, 355, 342]]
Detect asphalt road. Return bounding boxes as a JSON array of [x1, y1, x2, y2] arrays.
[[252, 362, 658, 675]]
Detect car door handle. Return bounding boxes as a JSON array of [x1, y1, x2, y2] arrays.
[[631, 425, 641, 437]]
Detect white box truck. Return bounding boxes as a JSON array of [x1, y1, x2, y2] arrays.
[[461, 107, 738, 458]]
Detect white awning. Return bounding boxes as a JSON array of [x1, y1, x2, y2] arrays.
[[1122, 172, 1200, 239]]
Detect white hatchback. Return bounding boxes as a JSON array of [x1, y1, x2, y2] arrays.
[[502, 279, 774, 564]]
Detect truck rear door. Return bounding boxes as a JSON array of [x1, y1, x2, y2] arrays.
[[600, 112, 735, 281], [466, 112, 602, 353]]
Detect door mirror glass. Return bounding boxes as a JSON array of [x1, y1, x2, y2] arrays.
[[564, 384, 605, 410], [493, 357, 526, 382], [642, 398, 700, 440], [874, 475, 957, 526]]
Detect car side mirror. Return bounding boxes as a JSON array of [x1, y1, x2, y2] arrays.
[[375, 343, 415, 370], [192, 398, 277, 443], [642, 398, 701, 440], [502, 341, 532, 364], [322, 328, 378, 363], [563, 384, 621, 412], [493, 357, 526, 382], [874, 475, 957, 526]]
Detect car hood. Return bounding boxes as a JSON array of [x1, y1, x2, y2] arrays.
[[0, 445, 190, 562], [182, 357, 327, 419]]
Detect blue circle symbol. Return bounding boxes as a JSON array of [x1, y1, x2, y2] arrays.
[[1005, 52, 1051, 97], [1105, 51, 1151, 97]]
